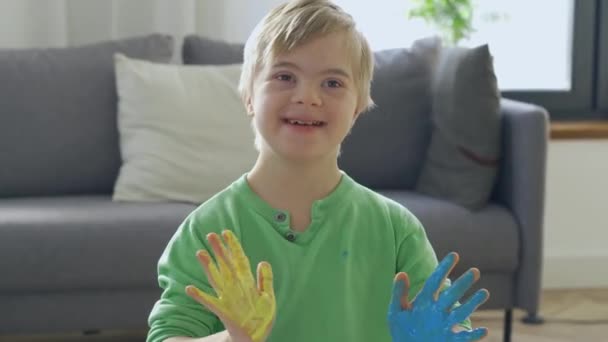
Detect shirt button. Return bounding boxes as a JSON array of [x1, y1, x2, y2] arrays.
[[285, 232, 296, 242], [274, 212, 287, 222]]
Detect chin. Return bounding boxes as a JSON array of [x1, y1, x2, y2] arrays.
[[278, 146, 339, 164], [279, 151, 323, 163], [259, 137, 340, 163]]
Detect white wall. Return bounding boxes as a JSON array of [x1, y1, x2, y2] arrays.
[[542, 140, 608, 288]]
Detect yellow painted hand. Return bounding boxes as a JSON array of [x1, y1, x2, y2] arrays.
[[186, 230, 276, 342]]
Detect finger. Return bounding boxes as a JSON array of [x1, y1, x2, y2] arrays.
[[453, 327, 488, 341], [438, 268, 480, 310], [257, 261, 275, 298], [398, 272, 411, 310], [223, 230, 255, 287], [389, 272, 410, 314], [420, 252, 459, 302], [186, 285, 227, 319], [448, 289, 490, 325], [196, 250, 224, 293], [207, 233, 235, 282]]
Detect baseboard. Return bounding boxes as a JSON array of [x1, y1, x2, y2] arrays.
[[542, 254, 608, 289]]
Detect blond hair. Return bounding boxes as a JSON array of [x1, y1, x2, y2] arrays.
[[238, 0, 375, 114]]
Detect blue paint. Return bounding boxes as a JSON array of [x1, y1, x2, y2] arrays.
[[387, 252, 490, 341]]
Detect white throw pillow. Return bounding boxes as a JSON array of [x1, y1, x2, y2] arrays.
[[112, 53, 257, 204]]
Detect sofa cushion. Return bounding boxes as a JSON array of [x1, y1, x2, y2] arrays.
[[112, 54, 257, 204], [0, 196, 194, 292], [0, 34, 174, 198], [340, 37, 440, 189], [182, 35, 244, 65], [379, 190, 519, 273], [181, 35, 441, 189], [415, 43, 501, 209]]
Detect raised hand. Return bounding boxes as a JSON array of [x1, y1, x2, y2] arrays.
[[186, 230, 276, 342], [388, 252, 490, 341]]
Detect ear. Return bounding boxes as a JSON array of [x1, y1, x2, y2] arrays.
[[246, 97, 254, 117]]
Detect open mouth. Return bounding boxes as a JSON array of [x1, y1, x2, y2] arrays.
[[283, 119, 326, 127]]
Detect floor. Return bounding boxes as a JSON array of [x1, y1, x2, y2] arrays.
[[475, 288, 608, 341], [3, 288, 607, 342]]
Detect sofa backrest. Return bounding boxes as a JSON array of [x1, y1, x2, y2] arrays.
[[0, 34, 173, 197], [182, 35, 440, 190]]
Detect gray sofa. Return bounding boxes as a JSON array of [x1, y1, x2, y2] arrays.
[[0, 34, 548, 341]]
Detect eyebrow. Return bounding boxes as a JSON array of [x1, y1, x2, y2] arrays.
[[271, 61, 352, 79]]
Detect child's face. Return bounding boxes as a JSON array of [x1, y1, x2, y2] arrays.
[[247, 31, 359, 162]]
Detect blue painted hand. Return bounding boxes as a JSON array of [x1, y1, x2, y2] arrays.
[[388, 252, 490, 341]]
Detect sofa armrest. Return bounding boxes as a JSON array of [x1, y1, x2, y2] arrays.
[[493, 98, 549, 313]]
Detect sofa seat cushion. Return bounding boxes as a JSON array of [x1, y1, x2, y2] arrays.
[[0, 196, 194, 292], [379, 190, 519, 274]]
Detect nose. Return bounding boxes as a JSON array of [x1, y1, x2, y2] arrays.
[[292, 81, 321, 107]]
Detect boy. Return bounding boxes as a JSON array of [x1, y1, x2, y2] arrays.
[[147, 1, 489, 341]]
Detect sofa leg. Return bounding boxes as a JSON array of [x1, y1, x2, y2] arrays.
[[503, 309, 512, 342], [522, 312, 545, 324]]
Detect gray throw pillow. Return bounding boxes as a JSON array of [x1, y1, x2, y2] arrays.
[[339, 37, 441, 189], [415, 43, 501, 210], [181, 35, 442, 189], [0, 34, 174, 197]]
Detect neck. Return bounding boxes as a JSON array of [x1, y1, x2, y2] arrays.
[[246, 151, 342, 210]]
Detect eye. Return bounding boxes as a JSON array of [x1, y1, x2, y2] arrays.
[[275, 73, 293, 82], [325, 79, 343, 88]]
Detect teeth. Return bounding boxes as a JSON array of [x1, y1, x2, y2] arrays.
[[288, 119, 323, 126]]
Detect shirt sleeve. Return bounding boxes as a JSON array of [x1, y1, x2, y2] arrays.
[[147, 214, 223, 342], [394, 209, 472, 331]]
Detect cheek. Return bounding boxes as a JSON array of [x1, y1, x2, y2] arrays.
[[328, 92, 358, 118], [252, 98, 280, 131], [254, 100, 278, 123], [253, 88, 282, 113]]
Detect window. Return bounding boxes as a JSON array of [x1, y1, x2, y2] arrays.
[[334, 0, 607, 120]]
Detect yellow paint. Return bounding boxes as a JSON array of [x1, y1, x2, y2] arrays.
[[187, 230, 276, 342]]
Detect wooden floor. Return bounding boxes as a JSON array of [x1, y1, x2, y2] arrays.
[[3, 288, 608, 342], [474, 288, 608, 341]]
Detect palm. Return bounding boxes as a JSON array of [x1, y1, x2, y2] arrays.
[[388, 252, 490, 342], [211, 272, 273, 332], [187, 230, 275, 342]]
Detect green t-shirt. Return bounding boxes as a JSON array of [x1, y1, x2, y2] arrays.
[[147, 172, 470, 342]]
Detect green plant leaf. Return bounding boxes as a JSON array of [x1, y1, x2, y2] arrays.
[[407, 0, 476, 45]]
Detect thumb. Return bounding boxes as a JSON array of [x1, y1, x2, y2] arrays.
[[186, 286, 252, 340], [186, 285, 226, 318], [389, 272, 411, 314]]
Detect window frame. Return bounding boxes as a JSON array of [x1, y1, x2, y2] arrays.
[[596, 0, 608, 115], [500, 0, 602, 120]]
